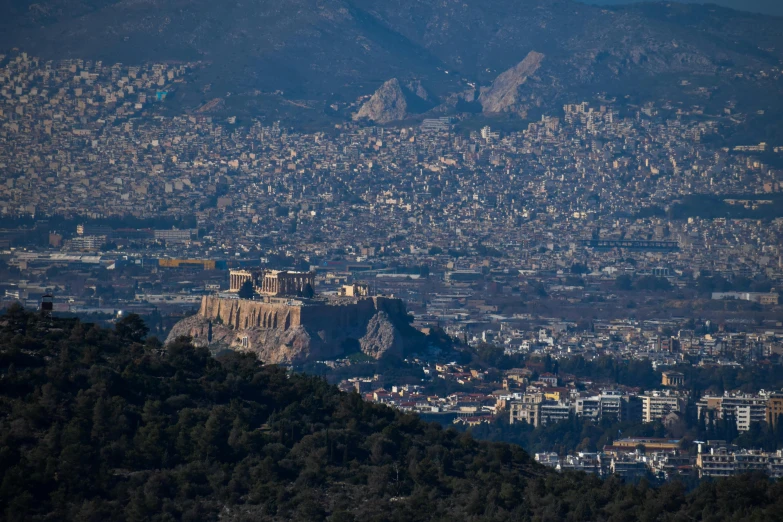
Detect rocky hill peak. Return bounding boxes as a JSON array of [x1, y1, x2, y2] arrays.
[[353, 78, 409, 123], [479, 50, 545, 115]]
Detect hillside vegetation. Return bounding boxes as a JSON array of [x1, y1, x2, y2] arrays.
[[1, 305, 783, 521]]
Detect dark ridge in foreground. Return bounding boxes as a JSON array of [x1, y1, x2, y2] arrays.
[[1, 305, 782, 521]]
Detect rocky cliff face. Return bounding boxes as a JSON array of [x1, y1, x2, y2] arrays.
[[168, 318, 336, 364], [166, 296, 424, 364], [353, 78, 409, 124], [479, 51, 545, 115], [359, 311, 405, 359]]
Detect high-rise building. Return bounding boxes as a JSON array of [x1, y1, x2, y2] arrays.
[[480, 126, 499, 141]]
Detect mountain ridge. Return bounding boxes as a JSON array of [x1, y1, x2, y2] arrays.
[[1, 0, 781, 123]]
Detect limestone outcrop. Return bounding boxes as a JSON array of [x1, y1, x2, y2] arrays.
[[353, 78, 409, 123], [167, 316, 331, 364], [479, 51, 544, 115], [359, 311, 405, 359], [166, 295, 424, 364]]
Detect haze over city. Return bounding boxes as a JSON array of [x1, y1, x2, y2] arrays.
[[583, 0, 783, 16]]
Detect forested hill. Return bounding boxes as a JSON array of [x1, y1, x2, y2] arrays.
[[1, 306, 783, 521]]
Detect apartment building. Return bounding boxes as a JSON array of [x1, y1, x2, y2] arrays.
[[697, 393, 768, 431], [576, 390, 636, 422], [767, 393, 783, 429], [509, 393, 572, 427], [697, 448, 783, 479], [641, 390, 686, 423], [509, 394, 543, 426]]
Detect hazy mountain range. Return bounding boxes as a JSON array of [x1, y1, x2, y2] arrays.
[[2, 0, 782, 124], [582, 0, 783, 17]]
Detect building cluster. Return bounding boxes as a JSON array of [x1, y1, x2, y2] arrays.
[[4, 54, 781, 348], [2, 57, 781, 277], [472, 315, 783, 368], [2, 218, 782, 372], [0, 52, 197, 217], [507, 383, 687, 428], [4, 53, 781, 370], [348, 360, 783, 434], [536, 439, 783, 480], [698, 391, 783, 431], [1, 53, 782, 274], [348, 365, 783, 480], [344, 364, 682, 427]]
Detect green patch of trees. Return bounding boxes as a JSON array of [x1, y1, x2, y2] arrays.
[[237, 280, 255, 299]]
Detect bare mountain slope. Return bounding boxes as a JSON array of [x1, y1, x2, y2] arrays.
[[1, 0, 781, 121], [479, 51, 545, 115]]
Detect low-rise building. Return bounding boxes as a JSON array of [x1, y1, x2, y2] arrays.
[[697, 447, 783, 479]]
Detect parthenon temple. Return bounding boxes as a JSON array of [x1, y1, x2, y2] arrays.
[[229, 268, 315, 298]]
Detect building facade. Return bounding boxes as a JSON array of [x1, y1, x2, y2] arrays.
[[767, 393, 783, 429], [697, 448, 783, 479], [641, 391, 686, 423], [509, 394, 543, 427], [697, 393, 768, 431], [661, 371, 684, 387]]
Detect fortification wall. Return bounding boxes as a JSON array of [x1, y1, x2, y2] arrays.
[[199, 296, 302, 331], [198, 295, 407, 335]]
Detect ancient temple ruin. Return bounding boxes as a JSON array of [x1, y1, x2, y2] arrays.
[[229, 268, 315, 297]]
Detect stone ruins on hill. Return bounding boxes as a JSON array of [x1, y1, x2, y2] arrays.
[[167, 269, 425, 364]]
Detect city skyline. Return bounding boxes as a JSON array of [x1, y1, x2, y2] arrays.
[[1, 0, 782, 516]]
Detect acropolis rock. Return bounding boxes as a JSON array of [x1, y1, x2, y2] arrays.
[[166, 294, 424, 364]]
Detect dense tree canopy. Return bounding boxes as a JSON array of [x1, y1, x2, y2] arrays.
[[1, 306, 783, 521], [237, 280, 255, 299]]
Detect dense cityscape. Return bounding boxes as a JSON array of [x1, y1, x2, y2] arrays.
[[2, 35, 783, 489], [3, 0, 783, 517]]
